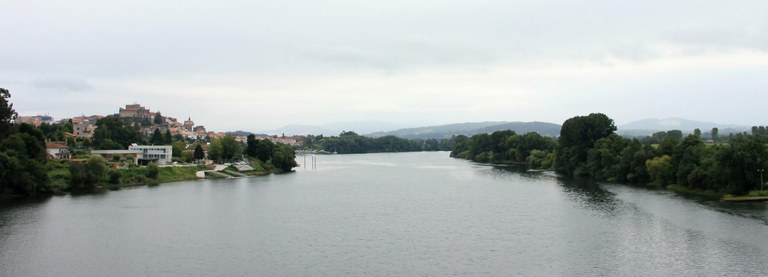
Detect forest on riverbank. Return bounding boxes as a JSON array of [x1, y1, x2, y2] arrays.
[[451, 113, 768, 195], [301, 131, 455, 154]]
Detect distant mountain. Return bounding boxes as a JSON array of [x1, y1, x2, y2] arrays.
[[366, 121, 561, 139], [261, 121, 411, 136], [618, 118, 749, 136]]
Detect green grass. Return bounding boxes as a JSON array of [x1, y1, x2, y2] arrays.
[[45, 160, 71, 193], [666, 184, 723, 199], [748, 190, 768, 197], [722, 194, 768, 202], [155, 166, 207, 183]]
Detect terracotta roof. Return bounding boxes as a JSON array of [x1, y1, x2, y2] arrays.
[[46, 142, 69, 149]]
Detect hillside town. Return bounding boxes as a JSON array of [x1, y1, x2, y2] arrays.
[[21, 103, 304, 164]]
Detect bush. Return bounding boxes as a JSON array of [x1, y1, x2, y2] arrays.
[[108, 170, 121, 185], [69, 156, 108, 193], [146, 163, 159, 179]]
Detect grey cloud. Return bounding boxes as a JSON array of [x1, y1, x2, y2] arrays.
[[31, 78, 93, 91]]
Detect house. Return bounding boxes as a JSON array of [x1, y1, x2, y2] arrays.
[[129, 144, 173, 165], [46, 142, 72, 160], [74, 121, 95, 139]]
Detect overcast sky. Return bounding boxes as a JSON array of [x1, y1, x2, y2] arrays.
[[2, 0, 767, 132]]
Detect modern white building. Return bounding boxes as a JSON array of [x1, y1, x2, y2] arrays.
[[129, 144, 173, 165], [92, 144, 173, 165]]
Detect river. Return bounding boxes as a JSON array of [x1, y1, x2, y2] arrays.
[[1, 152, 767, 276]]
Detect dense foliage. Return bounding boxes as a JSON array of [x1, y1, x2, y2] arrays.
[[69, 156, 108, 193], [450, 131, 557, 167], [271, 144, 298, 172], [556, 113, 616, 176], [92, 115, 144, 149], [451, 113, 768, 195], [0, 89, 52, 196], [244, 134, 297, 172]]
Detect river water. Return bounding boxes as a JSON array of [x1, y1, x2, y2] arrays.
[[1, 152, 767, 276]]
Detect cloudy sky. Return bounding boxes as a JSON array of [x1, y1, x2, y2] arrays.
[[2, 0, 767, 132]]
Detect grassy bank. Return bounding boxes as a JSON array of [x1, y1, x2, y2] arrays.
[[43, 158, 287, 196], [665, 184, 723, 199]]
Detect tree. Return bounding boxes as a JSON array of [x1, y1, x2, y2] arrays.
[[151, 128, 164, 145], [556, 113, 616, 176], [146, 162, 159, 179], [220, 135, 242, 161], [711, 127, 719, 143], [164, 129, 173, 145], [108, 170, 122, 185], [93, 116, 143, 149], [246, 134, 258, 158], [646, 155, 673, 186], [0, 124, 50, 195], [271, 144, 298, 172], [716, 134, 767, 194], [0, 88, 16, 138], [69, 156, 108, 193], [254, 139, 275, 162], [207, 139, 223, 163], [194, 144, 205, 163], [172, 141, 186, 157], [154, 111, 164, 125]]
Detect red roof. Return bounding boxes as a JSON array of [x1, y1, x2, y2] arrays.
[[46, 142, 69, 149]]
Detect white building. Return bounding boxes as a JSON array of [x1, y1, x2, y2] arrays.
[[129, 144, 173, 165]]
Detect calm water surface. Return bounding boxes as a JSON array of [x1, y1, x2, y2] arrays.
[[1, 152, 767, 276]]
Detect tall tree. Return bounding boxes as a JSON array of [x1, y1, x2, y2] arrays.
[[556, 113, 616, 176], [151, 128, 164, 145], [164, 129, 173, 144], [207, 139, 223, 163], [220, 135, 242, 161], [0, 90, 50, 195], [271, 144, 298, 172], [711, 127, 719, 143], [246, 134, 258, 158], [254, 139, 275, 162], [716, 134, 767, 194], [154, 111, 164, 125], [0, 88, 16, 138], [194, 144, 205, 163]]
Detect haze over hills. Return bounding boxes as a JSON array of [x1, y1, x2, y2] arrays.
[[251, 117, 753, 139], [260, 121, 416, 136], [366, 121, 562, 139], [617, 118, 751, 137]]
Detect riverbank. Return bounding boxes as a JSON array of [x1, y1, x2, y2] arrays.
[[665, 185, 723, 200], [35, 160, 286, 196]]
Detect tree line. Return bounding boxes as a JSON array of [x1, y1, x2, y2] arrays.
[[302, 131, 455, 154], [451, 113, 768, 195]]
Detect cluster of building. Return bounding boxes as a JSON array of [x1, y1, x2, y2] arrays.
[[119, 104, 207, 140], [28, 103, 305, 165], [15, 115, 54, 126]]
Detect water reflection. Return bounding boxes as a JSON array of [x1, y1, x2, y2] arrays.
[[557, 176, 622, 216], [480, 165, 547, 182]]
